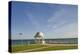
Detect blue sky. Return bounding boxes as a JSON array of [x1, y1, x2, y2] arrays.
[[11, 1, 78, 40]]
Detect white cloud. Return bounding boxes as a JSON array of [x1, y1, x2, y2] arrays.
[[25, 12, 40, 30], [53, 22, 78, 38], [47, 9, 66, 23]]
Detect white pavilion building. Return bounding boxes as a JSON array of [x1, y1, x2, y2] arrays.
[[34, 32, 45, 44]]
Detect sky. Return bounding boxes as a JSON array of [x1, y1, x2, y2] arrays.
[[11, 1, 78, 40]]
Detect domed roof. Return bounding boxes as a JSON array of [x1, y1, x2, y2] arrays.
[[34, 32, 44, 38]]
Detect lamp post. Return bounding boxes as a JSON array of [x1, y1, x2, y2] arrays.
[[19, 33, 23, 45]]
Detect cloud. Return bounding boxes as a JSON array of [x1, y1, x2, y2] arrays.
[[25, 12, 40, 30], [46, 7, 77, 34], [48, 9, 65, 23], [52, 22, 78, 38]]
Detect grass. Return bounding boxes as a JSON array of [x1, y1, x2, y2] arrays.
[[11, 44, 48, 52], [32, 46, 78, 52], [11, 44, 78, 53]]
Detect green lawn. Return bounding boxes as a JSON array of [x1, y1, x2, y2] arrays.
[[11, 44, 48, 52], [32, 45, 78, 52], [11, 44, 78, 53]]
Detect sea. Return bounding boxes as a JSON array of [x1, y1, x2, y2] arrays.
[[9, 38, 78, 45]]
